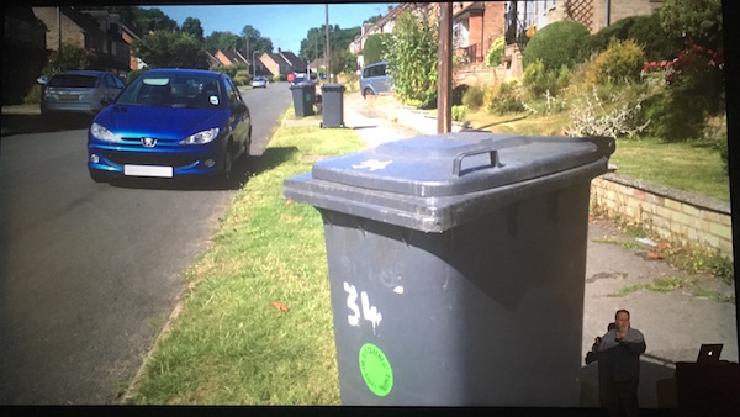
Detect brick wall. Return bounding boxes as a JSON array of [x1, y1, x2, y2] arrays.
[[591, 174, 733, 258], [469, 14, 483, 61], [33, 7, 85, 50], [481, 1, 505, 57]]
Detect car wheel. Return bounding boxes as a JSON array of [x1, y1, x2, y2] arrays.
[[220, 142, 235, 185], [363, 88, 374, 99], [89, 169, 108, 183]]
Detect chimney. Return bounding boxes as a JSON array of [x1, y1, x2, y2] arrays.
[[278, 47, 281, 53]]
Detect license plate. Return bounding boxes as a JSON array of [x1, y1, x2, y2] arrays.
[[124, 165, 173, 177], [59, 94, 79, 101]]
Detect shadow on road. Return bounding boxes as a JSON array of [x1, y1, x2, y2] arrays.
[[1, 114, 94, 136], [105, 146, 298, 192]]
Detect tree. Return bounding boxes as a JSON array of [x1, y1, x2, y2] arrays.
[[660, 0, 723, 49], [387, 11, 438, 108], [299, 25, 360, 61], [363, 33, 391, 65], [240, 25, 273, 55], [134, 31, 209, 68], [331, 48, 356, 74], [181, 17, 204, 41], [205, 31, 240, 54], [134, 8, 179, 35]]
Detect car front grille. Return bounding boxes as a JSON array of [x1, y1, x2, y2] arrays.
[[104, 152, 198, 168]]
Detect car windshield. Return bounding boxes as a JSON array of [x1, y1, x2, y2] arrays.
[[116, 74, 223, 109], [48, 74, 98, 88]]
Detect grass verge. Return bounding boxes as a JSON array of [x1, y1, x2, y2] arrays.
[[124, 109, 364, 404], [465, 111, 729, 202]]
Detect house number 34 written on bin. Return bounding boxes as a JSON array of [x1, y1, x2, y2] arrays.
[[343, 282, 382, 330]]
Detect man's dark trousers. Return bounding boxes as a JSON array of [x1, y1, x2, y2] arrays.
[[607, 379, 639, 417]]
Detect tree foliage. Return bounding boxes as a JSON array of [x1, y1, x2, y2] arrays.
[[134, 31, 209, 69], [42, 43, 92, 76], [299, 25, 360, 61], [240, 25, 273, 55], [589, 14, 682, 62], [134, 8, 179, 35], [660, 0, 723, 48], [363, 33, 391, 65], [205, 31, 240, 54], [181, 17, 204, 41], [386, 11, 438, 108]]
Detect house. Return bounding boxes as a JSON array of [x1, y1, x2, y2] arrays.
[[205, 51, 221, 70], [2, 6, 49, 104], [215, 49, 248, 67], [349, 3, 440, 71], [279, 50, 307, 74], [32, 6, 130, 74], [505, 0, 664, 41], [120, 23, 145, 72], [259, 52, 291, 79], [453, 2, 506, 64]]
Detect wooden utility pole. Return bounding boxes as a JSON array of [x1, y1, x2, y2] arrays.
[[325, 4, 331, 83], [437, 2, 453, 134]]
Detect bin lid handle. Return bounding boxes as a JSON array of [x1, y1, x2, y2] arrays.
[[452, 145, 503, 176]]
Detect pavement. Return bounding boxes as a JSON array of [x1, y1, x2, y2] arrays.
[[342, 92, 738, 408]]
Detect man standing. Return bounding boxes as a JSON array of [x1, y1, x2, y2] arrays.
[[596, 309, 646, 417]]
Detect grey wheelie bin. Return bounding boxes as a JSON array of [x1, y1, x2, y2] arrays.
[[282, 132, 615, 406], [321, 84, 345, 128], [290, 82, 315, 117]]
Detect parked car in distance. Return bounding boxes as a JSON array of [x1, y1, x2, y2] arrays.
[[41, 70, 125, 116], [251, 75, 267, 88], [360, 60, 392, 98], [87, 68, 252, 185]]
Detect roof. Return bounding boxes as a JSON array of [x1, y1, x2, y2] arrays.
[[281, 51, 307, 71], [221, 50, 247, 64], [454, 1, 485, 19]]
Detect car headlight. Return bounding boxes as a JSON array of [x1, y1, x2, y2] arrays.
[[90, 122, 122, 142], [181, 128, 220, 144]]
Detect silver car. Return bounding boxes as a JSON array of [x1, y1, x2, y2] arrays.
[[41, 70, 125, 116], [359, 61, 392, 98], [251, 75, 267, 88]]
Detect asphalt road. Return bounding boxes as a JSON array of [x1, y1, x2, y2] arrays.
[[0, 84, 291, 404]]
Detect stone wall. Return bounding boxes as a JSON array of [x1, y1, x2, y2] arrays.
[[591, 174, 733, 258], [592, 0, 663, 32]]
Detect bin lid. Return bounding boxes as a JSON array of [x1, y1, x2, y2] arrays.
[[310, 132, 614, 197], [321, 83, 345, 92]]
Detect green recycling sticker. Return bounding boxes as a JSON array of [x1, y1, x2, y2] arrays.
[[358, 343, 393, 397]]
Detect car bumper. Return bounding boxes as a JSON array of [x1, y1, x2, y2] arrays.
[[43, 102, 102, 115], [88, 140, 226, 177]]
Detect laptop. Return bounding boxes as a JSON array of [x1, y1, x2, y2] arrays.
[[697, 343, 723, 363]]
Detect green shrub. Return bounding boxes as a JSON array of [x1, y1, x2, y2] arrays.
[[213, 66, 237, 78], [486, 36, 505, 68], [461, 85, 484, 110], [589, 14, 682, 62], [234, 69, 251, 86], [42, 43, 92, 77], [452, 105, 466, 122], [523, 59, 571, 97], [23, 84, 42, 105], [364, 33, 392, 65], [485, 80, 525, 115], [584, 39, 645, 85], [523, 21, 591, 71]]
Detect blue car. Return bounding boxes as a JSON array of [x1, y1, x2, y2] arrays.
[[87, 68, 252, 184]]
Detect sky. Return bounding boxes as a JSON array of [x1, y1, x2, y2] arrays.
[[144, 3, 397, 53]]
